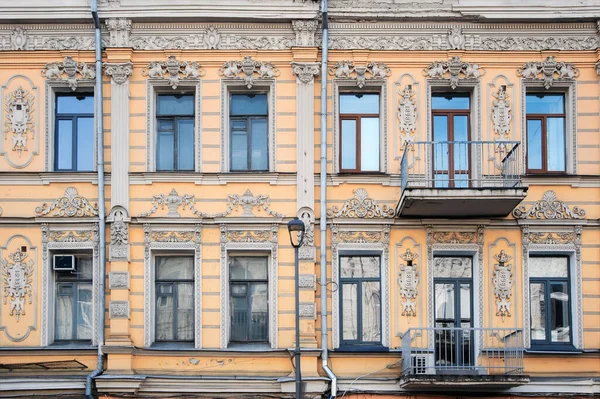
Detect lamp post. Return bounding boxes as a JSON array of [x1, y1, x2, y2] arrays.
[[287, 217, 305, 399]]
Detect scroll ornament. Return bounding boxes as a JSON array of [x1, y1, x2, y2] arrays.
[[35, 187, 99, 217], [219, 56, 279, 89], [1, 248, 34, 321], [41, 56, 95, 90], [424, 56, 484, 89], [493, 250, 513, 321], [215, 189, 283, 218], [4, 86, 35, 154], [142, 55, 205, 89], [138, 188, 210, 218], [327, 188, 395, 219], [513, 190, 585, 220], [517, 56, 579, 89], [398, 248, 418, 319], [329, 60, 390, 88]]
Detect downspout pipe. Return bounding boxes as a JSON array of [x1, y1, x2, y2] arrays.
[[86, 0, 106, 397], [319, 0, 337, 398]]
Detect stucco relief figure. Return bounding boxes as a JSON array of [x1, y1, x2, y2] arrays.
[[517, 56, 579, 89], [2, 248, 34, 321]]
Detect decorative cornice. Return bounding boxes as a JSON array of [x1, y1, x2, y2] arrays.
[[141, 56, 204, 89], [424, 56, 484, 89], [104, 62, 133, 85], [41, 56, 95, 91], [219, 56, 279, 89], [513, 190, 586, 220], [35, 187, 98, 217], [137, 188, 210, 218], [517, 56, 579, 90], [327, 188, 395, 219], [291, 62, 320, 84], [329, 60, 390, 88]]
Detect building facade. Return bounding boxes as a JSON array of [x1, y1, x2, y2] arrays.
[[0, 0, 599, 398]]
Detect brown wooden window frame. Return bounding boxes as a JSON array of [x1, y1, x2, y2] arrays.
[[339, 97, 380, 174]]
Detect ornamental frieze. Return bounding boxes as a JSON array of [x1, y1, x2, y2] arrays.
[[49, 230, 94, 243], [529, 232, 576, 245], [35, 187, 98, 217], [226, 230, 272, 243], [329, 60, 390, 88], [1, 248, 33, 322], [142, 56, 204, 89], [338, 231, 383, 244], [424, 56, 484, 89], [219, 56, 279, 89], [431, 231, 477, 244], [327, 188, 395, 219], [513, 190, 585, 220], [41, 56, 95, 90], [492, 250, 513, 320], [151, 231, 195, 243], [517, 56, 579, 89]]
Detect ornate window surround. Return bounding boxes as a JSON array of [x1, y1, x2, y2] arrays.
[[219, 223, 279, 349], [146, 79, 202, 172], [331, 224, 391, 349], [220, 79, 276, 173], [332, 79, 388, 174], [520, 80, 577, 175], [44, 80, 96, 172], [40, 223, 100, 346], [143, 223, 202, 348]]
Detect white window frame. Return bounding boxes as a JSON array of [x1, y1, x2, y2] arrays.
[[146, 80, 202, 172], [220, 80, 276, 173]]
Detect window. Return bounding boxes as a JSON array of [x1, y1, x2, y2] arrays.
[[155, 256, 194, 342], [230, 93, 268, 172], [529, 256, 572, 349], [432, 93, 471, 188], [156, 94, 195, 171], [229, 256, 268, 342], [339, 94, 380, 173], [526, 93, 566, 173], [55, 254, 93, 342], [54, 94, 94, 171], [339, 255, 381, 346]]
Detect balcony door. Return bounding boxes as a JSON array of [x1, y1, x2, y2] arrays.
[[433, 256, 473, 371], [432, 94, 471, 188]]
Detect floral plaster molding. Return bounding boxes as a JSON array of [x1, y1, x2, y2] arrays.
[[513, 190, 585, 220], [291, 62, 320, 84], [138, 189, 210, 218], [41, 56, 95, 91], [104, 62, 133, 85], [215, 190, 283, 218], [1, 248, 33, 322], [398, 248, 419, 319], [35, 187, 98, 217], [424, 56, 484, 89], [329, 60, 390, 88], [219, 56, 279, 89], [142, 56, 204, 89], [327, 188, 395, 219], [492, 250, 513, 321], [517, 56, 579, 89]]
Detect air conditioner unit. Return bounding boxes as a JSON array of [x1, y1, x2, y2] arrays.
[[53, 255, 75, 271], [411, 354, 435, 375]]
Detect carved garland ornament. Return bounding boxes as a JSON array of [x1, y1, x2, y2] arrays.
[[226, 230, 271, 243], [49, 230, 93, 242], [529, 232, 576, 245], [219, 56, 279, 89], [41, 56, 95, 90], [398, 85, 417, 146], [1, 248, 34, 321], [138, 189, 210, 218], [513, 190, 585, 220], [492, 250, 513, 321], [491, 85, 512, 141], [142, 56, 205, 89], [431, 231, 476, 244], [215, 190, 283, 218], [398, 248, 419, 319], [35, 187, 99, 217], [329, 60, 390, 88], [4, 86, 35, 155], [338, 231, 383, 243], [517, 56, 579, 89], [424, 56, 484, 89], [327, 188, 395, 219]]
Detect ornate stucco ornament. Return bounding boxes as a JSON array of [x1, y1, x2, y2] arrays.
[[108, 206, 129, 260], [138, 188, 210, 218], [49, 230, 93, 242], [226, 230, 272, 243], [219, 56, 279, 89], [398, 85, 417, 146], [215, 189, 284, 218], [203, 26, 221, 49], [105, 18, 131, 47], [151, 231, 194, 243], [529, 231, 576, 245], [431, 231, 476, 244], [292, 20, 318, 47], [1, 248, 34, 321], [327, 188, 395, 219], [104, 62, 133, 84], [10, 27, 28, 50], [4, 86, 35, 154], [298, 209, 316, 260], [513, 190, 585, 220], [517, 56, 579, 89], [338, 231, 383, 243], [398, 248, 418, 319], [424, 56, 484, 89], [448, 27, 465, 50], [291, 62, 320, 84], [491, 85, 512, 142], [41, 56, 95, 90], [35, 187, 99, 217], [492, 250, 513, 321], [329, 60, 390, 88], [142, 56, 205, 89]]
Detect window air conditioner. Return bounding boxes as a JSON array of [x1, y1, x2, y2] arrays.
[[411, 354, 435, 375], [53, 254, 76, 271]]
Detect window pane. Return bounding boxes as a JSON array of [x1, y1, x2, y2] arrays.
[[550, 282, 570, 343], [435, 283, 455, 321], [361, 281, 381, 342], [432, 94, 470, 110], [453, 115, 468, 142], [157, 95, 194, 116], [231, 131, 248, 171], [250, 118, 268, 170], [230, 257, 268, 280], [340, 94, 379, 114], [526, 94, 564, 114], [156, 289, 174, 341], [156, 257, 194, 280], [547, 117, 566, 172], [527, 119, 542, 170], [57, 95, 94, 114], [460, 283, 471, 320], [342, 283, 358, 340], [56, 285, 73, 340], [249, 283, 268, 340], [433, 115, 448, 142], [76, 117, 94, 171], [77, 256, 93, 280], [341, 119, 357, 170], [341, 256, 380, 278], [157, 132, 174, 170], [57, 119, 73, 170], [77, 284, 93, 340], [230, 284, 248, 341], [231, 94, 268, 116], [433, 257, 472, 278], [177, 283, 194, 341], [178, 119, 195, 170], [530, 282, 546, 341], [360, 117, 379, 171], [530, 257, 568, 278]]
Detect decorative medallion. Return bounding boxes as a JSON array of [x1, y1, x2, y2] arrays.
[[448, 27, 465, 50], [398, 248, 419, 319], [41, 56, 95, 90], [1, 248, 34, 321], [104, 62, 134, 85], [219, 56, 279, 89], [491, 85, 511, 141], [492, 250, 513, 321], [138, 189, 210, 218], [329, 60, 390, 88], [215, 189, 283, 218], [398, 85, 417, 146], [10, 27, 28, 50], [513, 190, 585, 220], [35, 187, 98, 217], [203, 26, 221, 49], [4, 86, 35, 155], [423, 56, 484, 89], [142, 56, 205, 89], [517, 56, 579, 89], [327, 188, 395, 219]]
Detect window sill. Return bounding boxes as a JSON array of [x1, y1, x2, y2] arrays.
[[335, 345, 389, 353], [329, 173, 399, 187], [227, 343, 272, 351], [526, 346, 580, 354], [148, 342, 196, 350], [130, 171, 296, 185]]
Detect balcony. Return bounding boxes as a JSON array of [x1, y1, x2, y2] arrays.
[[397, 141, 527, 218], [400, 327, 528, 389]]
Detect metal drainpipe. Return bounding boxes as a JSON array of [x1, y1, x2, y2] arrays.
[[319, 0, 337, 398], [86, 0, 106, 397]]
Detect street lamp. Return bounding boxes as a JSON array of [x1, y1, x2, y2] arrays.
[[287, 217, 305, 399]]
